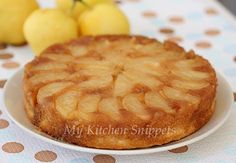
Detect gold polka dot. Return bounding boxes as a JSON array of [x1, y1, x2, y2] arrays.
[[0, 119, 9, 129], [195, 41, 212, 49], [0, 53, 14, 60], [93, 154, 116, 163], [0, 43, 7, 50], [169, 16, 184, 24], [234, 92, 236, 102], [159, 28, 174, 35], [166, 36, 183, 43], [35, 150, 57, 162], [2, 61, 20, 69], [142, 11, 157, 18], [0, 80, 7, 88], [206, 8, 218, 15], [2, 142, 24, 153], [168, 145, 188, 153], [205, 29, 221, 36]]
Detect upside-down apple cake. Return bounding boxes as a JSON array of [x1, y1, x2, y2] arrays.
[[23, 35, 217, 149]]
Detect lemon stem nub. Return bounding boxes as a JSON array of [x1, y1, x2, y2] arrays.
[[73, 0, 90, 8]]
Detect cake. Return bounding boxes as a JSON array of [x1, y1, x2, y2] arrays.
[[23, 35, 217, 149]]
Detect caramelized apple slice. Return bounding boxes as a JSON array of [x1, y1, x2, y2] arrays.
[[123, 94, 150, 120]]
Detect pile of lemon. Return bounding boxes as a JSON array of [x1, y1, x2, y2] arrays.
[[0, 0, 130, 55]]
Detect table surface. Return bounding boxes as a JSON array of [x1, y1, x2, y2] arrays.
[[1, 0, 236, 162]]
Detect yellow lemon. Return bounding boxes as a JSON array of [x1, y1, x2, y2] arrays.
[[0, 0, 39, 45], [78, 4, 130, 35], [24, 9, 78, 55]]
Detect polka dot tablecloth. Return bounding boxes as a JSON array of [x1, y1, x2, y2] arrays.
[[1, 0, 236, 162]]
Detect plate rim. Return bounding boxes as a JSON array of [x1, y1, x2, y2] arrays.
[[3, 68, 234, 155]]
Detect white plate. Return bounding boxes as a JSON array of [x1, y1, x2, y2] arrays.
[[3, 68, 234, 155]]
